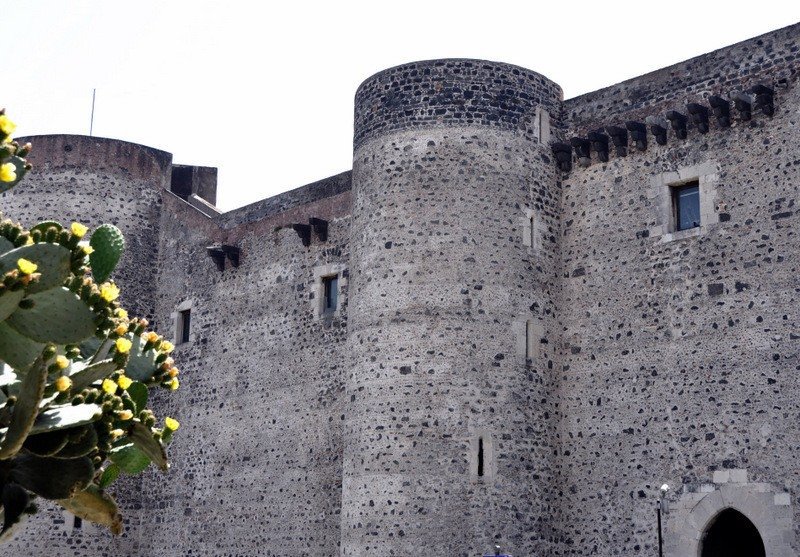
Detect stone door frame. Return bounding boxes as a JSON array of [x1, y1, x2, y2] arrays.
[[664, 469, 793, 557]]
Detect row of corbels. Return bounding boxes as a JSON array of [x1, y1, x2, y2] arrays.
[[551, 84, 775, 172]]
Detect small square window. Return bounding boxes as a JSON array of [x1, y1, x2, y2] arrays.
[[322, 276, 338, 314], [672, 181, 700, 231], [178, 309, 191, 344]]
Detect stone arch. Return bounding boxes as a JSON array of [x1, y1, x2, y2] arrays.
[[665, 480, 793, 557], [698, 507, 765, 557]]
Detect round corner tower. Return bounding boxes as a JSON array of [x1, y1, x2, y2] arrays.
[[1, 135, 172, 322], [344, 60, 564, 555]]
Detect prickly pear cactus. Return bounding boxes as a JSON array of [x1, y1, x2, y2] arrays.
[[0, 111, 182, 540], [89, 224, 124, 284]]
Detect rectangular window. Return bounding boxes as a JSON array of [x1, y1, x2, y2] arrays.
[[322, 276, 338, 313], [73, 516, 82, 530], [179, 309, 191, 344], [672, 181, 700, 231], [477, 437, 484, 477]]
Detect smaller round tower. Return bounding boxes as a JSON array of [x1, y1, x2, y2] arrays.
[[2, 135, 172, 321], [343, 60, 563, 556]]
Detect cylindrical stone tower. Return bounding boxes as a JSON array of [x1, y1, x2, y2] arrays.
[[1, 135, 171, 322], [343, 60, 563, 556]]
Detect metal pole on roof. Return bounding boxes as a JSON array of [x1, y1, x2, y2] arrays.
[[89, 88, 96, 136]]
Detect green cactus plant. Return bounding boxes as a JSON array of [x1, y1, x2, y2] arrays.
[[0, 111, 182, 540], [89, 224, 124, 284]]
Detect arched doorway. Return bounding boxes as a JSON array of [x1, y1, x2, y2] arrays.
[[700, 508, 766, 557]]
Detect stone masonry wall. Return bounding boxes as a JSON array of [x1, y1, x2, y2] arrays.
[[139, 186, 352, 556], [555, 24, 800, 555]]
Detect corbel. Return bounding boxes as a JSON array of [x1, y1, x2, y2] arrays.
[[309, 218, 329, 242], [645, 116, 668, 145], [708, 95, 731, 128], [569, 137, 591, 167], [733, 92, 752, 121], [292, 224, 312, 247], [665, 111, 688, 139], [551, 142, 573, 172], [686, 103, 710, 133], [625, 121, 647, 151], [605, 126, 628, 157], [206, 246, 226, 271], [751, 84, 774, 116], [220, 245, 240, 268], [587, 130, 609, 162]]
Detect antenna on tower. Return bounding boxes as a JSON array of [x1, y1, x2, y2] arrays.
[[89, 88, 96, 136]]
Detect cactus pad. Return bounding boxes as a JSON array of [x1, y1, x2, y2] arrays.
[[7, 287, 96, 343], [0, 289, 24, 321], [0, 357, 47, 459], [0, 322, 45, 373], [29, 221, 63, 235], [89, 224, 124, 283], [57, 484, 122, 535], [0, 243, 72, 294], [0, 237, 13, 255], [0, 156, 29, 193], [29, 404, 103, 435], [67, 359, 117, 391], [8, 454, 94, 499]]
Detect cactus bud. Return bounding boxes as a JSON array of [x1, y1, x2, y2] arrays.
[[42, 344, 57, 360]]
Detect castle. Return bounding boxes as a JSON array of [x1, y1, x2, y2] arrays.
[[2, 22, 800, 557]]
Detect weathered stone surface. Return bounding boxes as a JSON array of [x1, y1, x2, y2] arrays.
[[3, 21, 800, 557]]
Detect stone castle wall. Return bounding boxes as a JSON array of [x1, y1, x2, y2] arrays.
[[2, 21, 799, 557]]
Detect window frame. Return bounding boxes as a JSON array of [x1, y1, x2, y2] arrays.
[[312, 263, 347, 320], [671, 180, 701, 232], [172, 299, 195, 345]]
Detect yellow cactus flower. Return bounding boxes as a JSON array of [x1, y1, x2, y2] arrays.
[[70, 222, 88, 238], [146, 331, 160, 343], [81, 243, 95, 255], [110, 428, 125, 439], [0, 114, 16, 137], [116, 409, 133, 421], [115, 337, 132, 354], [164, 417, 180, 431], [117, 374, 133, 390], [115, 323, 128, 336], [160, 340, 174, 353], [168, 366, 179, 378], [100, 282, 120, 302], [55, 355, 69, 369], [168, 378, 179, 391], [0, 162, 16, 182], [54, 375, 72, 392], [102, 378, 118, 395], [16, 258, 37, 274], [114, 308, 128, 319]]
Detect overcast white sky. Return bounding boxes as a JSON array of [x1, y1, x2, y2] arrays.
[[3, 1, 799, 210]]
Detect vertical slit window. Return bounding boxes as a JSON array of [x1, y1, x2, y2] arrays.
[[179, 309, 191, 344], [525, 321, 532, 360], [323, 275, 338, 313], [529, 216, 535, 247], [477, 437, 484, 478], [73, 516, 82, 530]]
